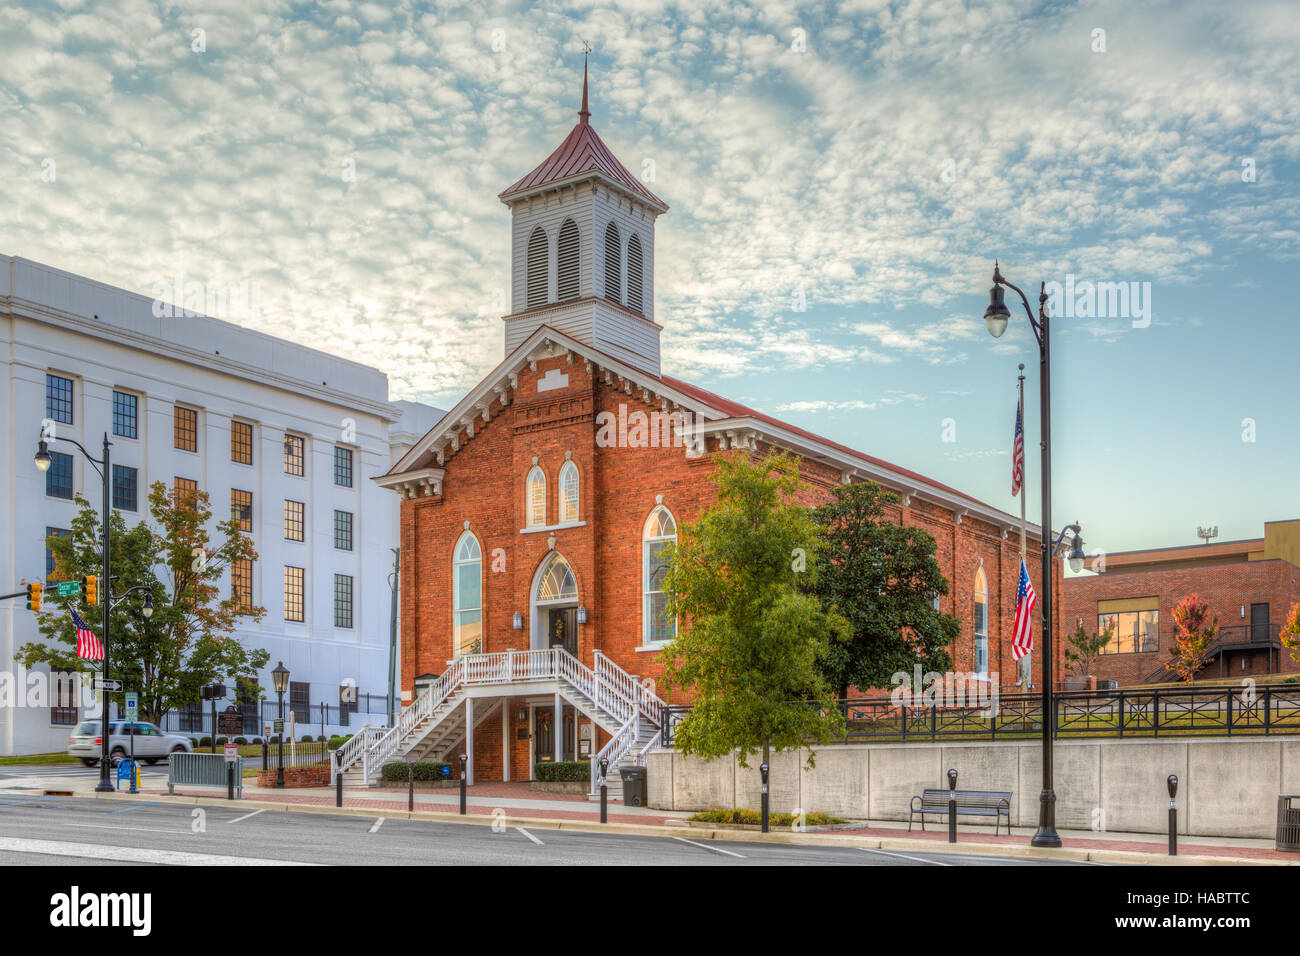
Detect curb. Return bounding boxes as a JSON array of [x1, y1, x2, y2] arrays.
[[90, 790, 1293, 866]]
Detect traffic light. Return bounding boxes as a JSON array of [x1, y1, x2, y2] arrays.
[[25, 582, 41, 612], [81, 575, 97, 606]]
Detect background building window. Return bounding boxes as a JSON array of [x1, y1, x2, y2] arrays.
[[232, 557, 253, 609], [334, 510, 353, 550], [973, 567, 989, 677], [1097, 610, 1159, 654], [334, 574, 354, 628], [46, 373, 73, 424], [284, 434, 305, 476], [642, 506, 677, 645], [231, 489, 253, 532], [603, 221, 622, 303], [111, 464, 137, 511], [289, 681, 310, 725], [557, 219, 579, 301], [172, 477, 198, 509], [526, 226, 548, 308], [453, 532, 482, 657], [627, 234, 644, 314], [333, 446, 353, 487], [174, 406, 198, 451], [51, 673, 78, 726], [283, 566, 304, 622], [112, 391, 138, 438], [283, 500, 305, 541], [231, 420, 253, 465], [46, 451, 73, 499], [559, 461, 579, 523], [526, 466, 546, 527], [45, 527, 71, 579]]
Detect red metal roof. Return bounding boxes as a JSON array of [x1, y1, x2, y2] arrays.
[[498, 68, 668, 210]]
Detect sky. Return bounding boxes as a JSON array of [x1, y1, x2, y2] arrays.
[[3, 0, 1298, 558]]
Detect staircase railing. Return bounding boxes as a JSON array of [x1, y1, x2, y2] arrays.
[[363, 658, 465, 781], [335, 725, 379, 774], [591, 711, 638, 795]]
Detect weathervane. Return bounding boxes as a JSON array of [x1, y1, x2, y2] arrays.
[[1196, 525, 1219, 545]]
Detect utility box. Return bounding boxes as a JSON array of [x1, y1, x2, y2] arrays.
[[1278, 795, 1300, 852], [620, 766, 647, 807]]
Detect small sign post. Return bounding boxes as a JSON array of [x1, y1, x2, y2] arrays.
[[225, 742, 238, 800], [125, 693, 139, 794]]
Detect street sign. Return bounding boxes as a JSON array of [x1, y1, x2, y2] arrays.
[[125, 693, 138, 721], [272, 718, 284, 734], [56, 581, 80, 597], [217, 708, 243, 736], [223, 743, 238, 763], [94, 677, 123, 691]]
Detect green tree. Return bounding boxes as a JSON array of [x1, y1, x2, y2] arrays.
[[806, 482, 959, 695], [660, 451, 849, 771], [18, 481, 269, 724], [1063, 620, 1115, 678]]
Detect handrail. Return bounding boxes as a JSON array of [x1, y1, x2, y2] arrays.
[[592, 711, 638, 794]]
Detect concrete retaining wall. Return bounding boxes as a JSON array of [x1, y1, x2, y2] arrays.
[[646, 737, 1300, 839]]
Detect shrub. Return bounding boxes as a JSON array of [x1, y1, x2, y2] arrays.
[[198, 737, 212, 748], [215, 737, 228, 746], [316, 735, 326, 742], [381, 761, 451, 782], [534, 760, 590, 783], [687, 808, 849, 827], [188, 738, 199, 748], [301, 734, 314, 743], [234, 737, 248, 746]]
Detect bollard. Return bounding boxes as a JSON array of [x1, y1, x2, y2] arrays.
[[335, 754, 343, 808], [599, 757, 609, 824], [760, 763, 770, 833], [459, 754, 467, 815], [227, 761, 235, 801], [1167, 774, 1179, 856], [262, 740, 269, 772], [408, 759, 415, 812], [947, 768, 958, 844]]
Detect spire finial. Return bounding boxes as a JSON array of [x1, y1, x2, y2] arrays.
[[579, 41, 591, 125]]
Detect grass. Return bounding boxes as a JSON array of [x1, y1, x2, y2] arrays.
[[0, 752, 79, 766], [688, 808, 848, 827]]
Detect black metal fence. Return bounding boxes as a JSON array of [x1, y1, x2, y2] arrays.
[[156, 697, 389, 741], [660, 683, 1300, 747]]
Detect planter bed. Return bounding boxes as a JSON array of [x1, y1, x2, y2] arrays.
[[530, 781, 589, 795]]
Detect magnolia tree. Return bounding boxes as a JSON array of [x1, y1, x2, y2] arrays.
[[661, 451, 849, 773], [18, 482, 268, 724], [1168, 593, 1218, 683], [1282, 603, 1300, 665]]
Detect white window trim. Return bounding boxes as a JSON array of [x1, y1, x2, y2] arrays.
[[526, 466, 546, 528], [642, 506, 677, 647], [453, 531, 483, 658], [558, 461, 580, 523], [518, 520, 586, 535]]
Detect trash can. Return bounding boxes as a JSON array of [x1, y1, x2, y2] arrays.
[[1277, 795, 1300, 852], [620, 766, 647, 807]]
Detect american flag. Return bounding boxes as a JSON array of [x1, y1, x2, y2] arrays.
[[1012, 558, 1036, 660], [71, 608, 104, 661], [1011, 401, 1025, 496]]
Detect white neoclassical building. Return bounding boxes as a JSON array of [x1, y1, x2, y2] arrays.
[[0, 255, 441, 755]]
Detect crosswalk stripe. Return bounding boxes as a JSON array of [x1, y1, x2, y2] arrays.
[[0, 836, 316, 866]]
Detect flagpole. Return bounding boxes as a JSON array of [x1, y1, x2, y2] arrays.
[[1018, 364, 1029, 692]]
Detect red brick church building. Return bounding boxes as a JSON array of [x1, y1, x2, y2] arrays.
[[345, 69, 1063, 794]]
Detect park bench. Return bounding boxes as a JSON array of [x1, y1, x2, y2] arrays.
[[909, 788, 1012, 835]]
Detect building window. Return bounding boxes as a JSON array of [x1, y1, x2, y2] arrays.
[[46, 373, 74, 424], [283, 434, 305, 476], [973, 566, 989, 677], [51, 672, 78, 726], [172, 477, 198, 509], [526, 466, 546, 528], [232, 557, 253, 610], [526, 226, 548, 308], [558, 461, 579, 523], [46, 451, 74, 499], [236, 677, 259, 733], [111, 465, 138, 512], [45, 527, 71, 580], [536, 551, 578, 602], [289, 681, 310, 725], [112, 391, 138, 438], [627, 234, 644, 314], [333, 446, 353, 487], [603, 221, 622, 303], [334, 510, 353, 551], [557, 219, 580, 301], [174, 405, 198, 452], [231, 489, 253, 532], [231, 420, 253, 465], [642, 506, 677, 645], [1097, 610, 1159, 654], [453, 532, 482, 657], [283, 566, 304, 622], [283, 500, 305, 541], [334, 574, 354, 629]]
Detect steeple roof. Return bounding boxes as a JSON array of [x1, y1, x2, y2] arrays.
[[498, 63, 668, 211]]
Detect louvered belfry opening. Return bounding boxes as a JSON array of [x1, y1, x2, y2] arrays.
[[557, 219, 580, 301], [603, 222, 622, 303], [626, 234, 644, 314], [526, 227, 548, 308]]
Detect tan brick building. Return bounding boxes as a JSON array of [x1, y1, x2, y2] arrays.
[[1061, 520, 1300, 686], [347, 72, 1063, 793]]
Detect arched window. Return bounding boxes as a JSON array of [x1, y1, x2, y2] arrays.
[[536, 552, 578, 602], [643, 506, 677, 645], [557, 219, 580, 301], [453, 532, 482, 657], [526, 227, 548, 309], [526, 466, 546, 528], [626, 234, 644, 314], [558, 461, 579, 523], [603, 222, 622, 303], [973, 565, 988, 677]]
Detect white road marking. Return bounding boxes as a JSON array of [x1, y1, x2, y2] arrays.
[[64, 823, 192, 835], [369, 817, 384, 833], [857, 846, 950, 866], [229, 809, 266, 824], [672, 836, 745, 858], [516, 826, 543, 845], [0, 836, 315, 866]]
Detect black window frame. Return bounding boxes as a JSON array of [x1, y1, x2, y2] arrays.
[[283, 499, 305, 542], [333, 510, 353, 551], [45, 527, 71, 580], [283, 434, 305, 476], [231, 489, 254, 532], [111, 464, 138, 512], [283, 565, 305, 622], [333, 446, 354, 487], [231, 420, 254, 465], [46, 451, 74, 499], [46, 373, 74, 424], [334, 574, 354, 629], [111, 390, 138, 439]]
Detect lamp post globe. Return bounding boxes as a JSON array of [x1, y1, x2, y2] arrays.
[[984, 284, 1011, 338], [272, 660, 290, 696], [1067, 532, 1086, 573], [142, 591, 154, 619], [34, 440, 52, 472]]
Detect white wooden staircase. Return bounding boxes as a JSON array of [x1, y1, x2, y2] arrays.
[[335, 648, 668, 800]]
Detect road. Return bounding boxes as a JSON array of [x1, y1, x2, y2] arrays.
[[0, 791, 1099, 866]]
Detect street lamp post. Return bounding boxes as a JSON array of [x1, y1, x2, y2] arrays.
[[35, 431, 153, 792], [982, 263, 1085, 847], [272, 661, 289, 789]]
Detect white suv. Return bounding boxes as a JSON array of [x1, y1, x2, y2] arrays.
[[67, 720, 194, 766]]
